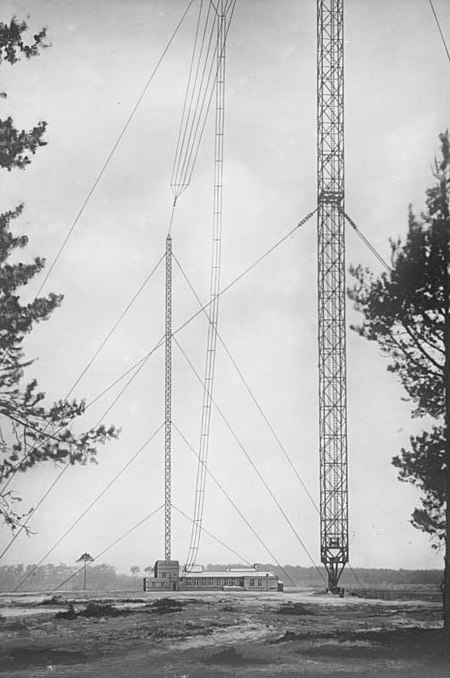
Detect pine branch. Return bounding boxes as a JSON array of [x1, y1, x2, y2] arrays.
[[401, 320, 444, 371]]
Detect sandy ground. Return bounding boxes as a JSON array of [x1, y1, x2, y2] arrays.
[[0, 588, 448, 678]]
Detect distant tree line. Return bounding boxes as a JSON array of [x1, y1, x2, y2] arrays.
[[0, 563, 144, 592], [0, 562, 442, 592], [206, 563, 442, 588]]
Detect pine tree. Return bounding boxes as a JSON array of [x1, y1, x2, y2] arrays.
[[0, 19, 117, 531], [0, 18, 48, 170], [348, 131, 449, 628], [349, 132, 449, 543], [77, 552, 94, 591]]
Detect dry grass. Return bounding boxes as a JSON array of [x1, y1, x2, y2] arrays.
[[0, 588, 447, 677]]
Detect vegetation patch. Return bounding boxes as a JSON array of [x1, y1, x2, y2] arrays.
[[147, 598, 185, 614], [38, 595, 65, 606], [278, 602, 315, 616], [80, 602, 132, 618], [55, 604, 78, 620], [55, 601, 132, 620]]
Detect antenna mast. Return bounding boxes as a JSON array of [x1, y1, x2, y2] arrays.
[[164, 232, 173, 561], [184, 0, 229, 571], [317, 0, 349, 592]]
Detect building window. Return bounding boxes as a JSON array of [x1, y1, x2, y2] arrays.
[[249, 579, 254, 587], [257, 579, 262, 587]]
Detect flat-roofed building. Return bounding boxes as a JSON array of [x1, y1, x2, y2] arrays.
[[180, 568, 281, 591], [143, 562, 283, 592], [143, 560, 180, 592]]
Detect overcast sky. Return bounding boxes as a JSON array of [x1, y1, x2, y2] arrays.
[[0, 0, 449, 577]]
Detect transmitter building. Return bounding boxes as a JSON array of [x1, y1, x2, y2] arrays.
[[143, 560, 283, 592]]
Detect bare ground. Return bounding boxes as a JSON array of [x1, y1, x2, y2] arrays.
[[0, 589, 449, 678]]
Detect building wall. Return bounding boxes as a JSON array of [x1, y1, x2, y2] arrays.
[[179, 574, 279, 591], [154, 560, 180, 581], [243, 575, 278, 591], [180, 576, 244, 590], [143, 560, 180, 591], [143, 576, 172, 591], [143, 562, 280, 592]]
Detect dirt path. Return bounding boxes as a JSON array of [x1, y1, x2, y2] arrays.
[[0, 590, 448, 677]]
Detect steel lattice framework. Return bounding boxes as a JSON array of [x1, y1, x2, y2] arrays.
[[317, 0, 348, 592], [164, 233, 173, 561], [184, 0, 229, 572]]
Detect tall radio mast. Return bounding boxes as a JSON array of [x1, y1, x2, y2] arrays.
[[317, 0, 349, 593]]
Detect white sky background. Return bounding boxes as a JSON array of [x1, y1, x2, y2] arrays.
[[0, 0, 449, 576]]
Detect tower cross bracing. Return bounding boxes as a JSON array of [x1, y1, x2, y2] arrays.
[[164, 233, 173, 562], [317, 0, 349, 592]]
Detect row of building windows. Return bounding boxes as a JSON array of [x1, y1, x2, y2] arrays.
[[182, 577, 266, 587], [183, 577, 245, 587]]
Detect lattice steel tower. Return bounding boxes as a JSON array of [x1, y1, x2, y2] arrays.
[[317, 0, 348, 592], [184, 0, 229, 572], [164, 233, 172, 561]]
